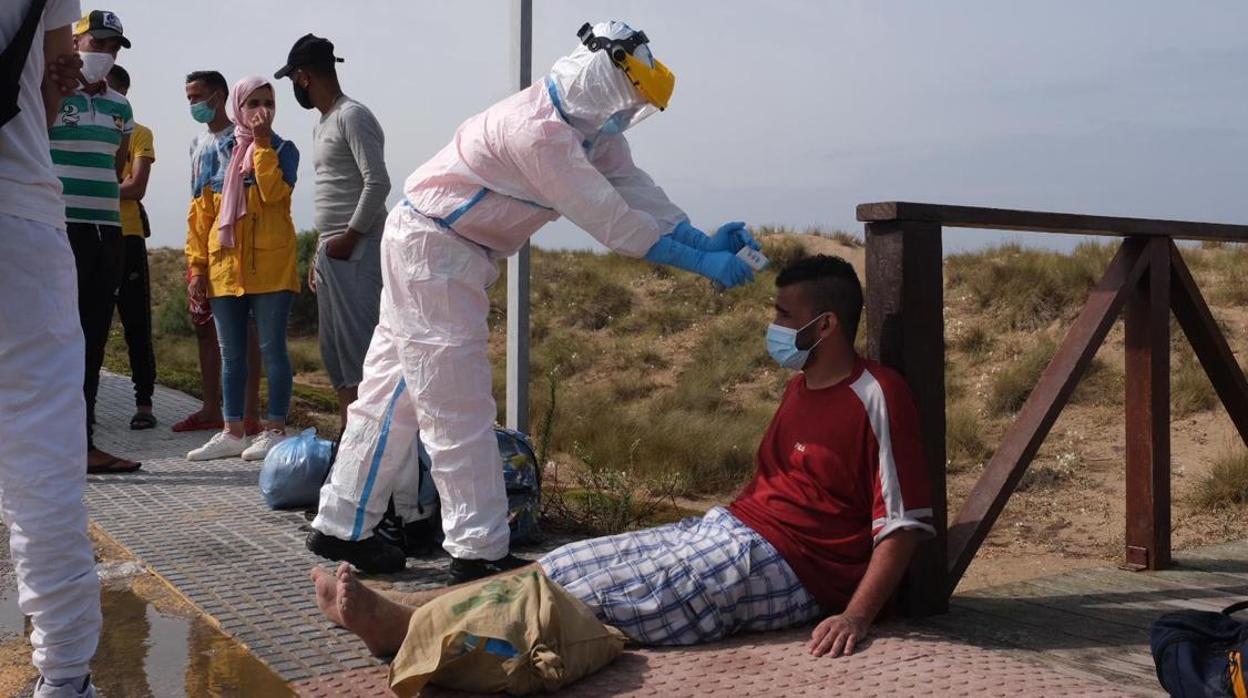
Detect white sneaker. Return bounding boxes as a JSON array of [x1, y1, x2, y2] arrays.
[[242, 429, 288, 462], [187, 431, 249, 461]]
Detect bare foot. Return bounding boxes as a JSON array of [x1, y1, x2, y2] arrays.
[[311, 565, 343, 626], [334, 562, 414, 657]]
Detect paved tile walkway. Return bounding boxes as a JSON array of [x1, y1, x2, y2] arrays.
[[88, 372, 1190, 696]]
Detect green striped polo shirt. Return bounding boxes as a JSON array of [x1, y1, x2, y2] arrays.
[[48, 86, 134, 226]]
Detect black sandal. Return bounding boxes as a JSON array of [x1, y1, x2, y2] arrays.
[[130, 411, 157, 430], [87, 456, 142, 474]]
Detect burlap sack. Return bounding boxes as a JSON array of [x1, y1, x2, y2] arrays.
[[389, 570, 627, 696]]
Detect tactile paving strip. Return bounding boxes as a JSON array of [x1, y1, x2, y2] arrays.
[[292, 627, 1143, 698]]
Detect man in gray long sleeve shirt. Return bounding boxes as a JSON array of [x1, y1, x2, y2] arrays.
[[275, 35, 390, 434]]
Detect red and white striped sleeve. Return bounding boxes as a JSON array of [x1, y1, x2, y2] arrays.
[[850, 367, 936, 545]]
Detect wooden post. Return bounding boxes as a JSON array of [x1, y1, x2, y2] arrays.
[[864, 220, 947, 616], [1123, 238, 1171, 570], [945, 238, 1150, 589]]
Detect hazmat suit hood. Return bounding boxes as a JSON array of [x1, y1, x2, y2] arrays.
[[547, 20, 661, 141]]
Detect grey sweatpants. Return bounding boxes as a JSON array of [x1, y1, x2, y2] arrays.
[[315, 234, 383, 389]]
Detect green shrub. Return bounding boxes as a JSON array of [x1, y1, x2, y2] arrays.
[[531, 327, 597, 379], [288, 230, 320, 337], [662, 312, 770, 413], [617, 301, 702, 337], [562, 402, 765, 493], [532, 261, 634, 331], [287, 337, 323, 375], [155, 282, 195, 337], [542, 441, 689, 536]]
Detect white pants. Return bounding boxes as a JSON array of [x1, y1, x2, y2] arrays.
[[313, 205, 510, 560], [0, 213, 101, 680]]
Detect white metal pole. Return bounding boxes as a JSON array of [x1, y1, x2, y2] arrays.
[[506, 0, 533, 433]]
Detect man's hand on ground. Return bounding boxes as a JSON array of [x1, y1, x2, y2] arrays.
[[807, 612, 869, 658]]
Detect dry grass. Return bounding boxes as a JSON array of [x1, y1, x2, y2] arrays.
[[1173, 347, 1217, 417], [946, 401, 992, 472], [954, 324, 994, 360], [947, 242, 1115, 331], [986, 338, 1055, 416], [1191, 449, 1248, 509], [1071, 357, 1124, 408], [1017, 453, 1080, 492], [1197, 245, 1248, 306]]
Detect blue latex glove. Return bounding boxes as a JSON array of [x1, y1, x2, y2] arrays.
[[708, 221, 761, 253], [668, 220, 713, 250], [643, 234, 755, 289]]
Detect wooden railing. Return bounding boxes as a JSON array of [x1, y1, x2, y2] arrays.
[[858, 202, 1248, 617]]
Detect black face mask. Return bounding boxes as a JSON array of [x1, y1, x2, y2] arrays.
[[293, 80, 314, 110]]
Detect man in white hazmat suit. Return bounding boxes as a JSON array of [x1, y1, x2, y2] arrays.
[[307, 20, 760, 582]]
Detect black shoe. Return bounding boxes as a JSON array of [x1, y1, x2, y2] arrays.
[[305, 530, 406, 574], [375, 509, 440, 558], [375, 516, 438, 558], [446, 554, 531, 586], [401, 517, 439, 558]]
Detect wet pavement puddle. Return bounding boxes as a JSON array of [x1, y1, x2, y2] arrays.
[[1, 561, 293, 697]]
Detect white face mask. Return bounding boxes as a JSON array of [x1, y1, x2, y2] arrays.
[[79, 51, 115, 85]]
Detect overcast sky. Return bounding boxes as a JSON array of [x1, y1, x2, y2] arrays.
[[101, 0, 1248, 253]]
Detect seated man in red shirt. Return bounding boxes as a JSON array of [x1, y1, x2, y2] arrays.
[[310, 254, 935, 659]]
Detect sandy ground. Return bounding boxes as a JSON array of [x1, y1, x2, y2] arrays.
[[944, 268, 1248, 591]]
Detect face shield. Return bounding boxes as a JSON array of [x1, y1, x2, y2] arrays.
[[577, 22, 675, 112], [600, 103, 658, 135], [618, 44, 674, 111]]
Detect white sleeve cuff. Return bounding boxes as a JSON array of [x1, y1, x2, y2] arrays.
[[872, 514, 936, 546]]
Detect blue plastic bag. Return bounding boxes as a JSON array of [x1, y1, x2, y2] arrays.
[[497, 428, 540, 545], [405, 428, 540, 544], [260, 428, 334, 509]]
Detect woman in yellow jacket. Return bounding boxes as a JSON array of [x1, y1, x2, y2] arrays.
[[186, 76, 300, 462]]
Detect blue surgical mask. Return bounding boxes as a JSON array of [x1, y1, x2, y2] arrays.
[[190, 99, 216, 124], [600, 106, 648, 136], [766, 313, 831, 370], [600, 112, 628, 135]]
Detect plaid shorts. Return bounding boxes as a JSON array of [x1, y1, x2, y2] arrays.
[[539, 507, 823, 646]]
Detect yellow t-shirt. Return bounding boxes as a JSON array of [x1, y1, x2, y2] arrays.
[[120, 123, 155, 237]]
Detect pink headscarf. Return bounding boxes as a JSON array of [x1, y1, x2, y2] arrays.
[[216, 76, 272, 248]]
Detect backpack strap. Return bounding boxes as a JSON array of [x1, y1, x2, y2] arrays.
[[0, 0, 50, 128], [1224, 601, 1248, 616]]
